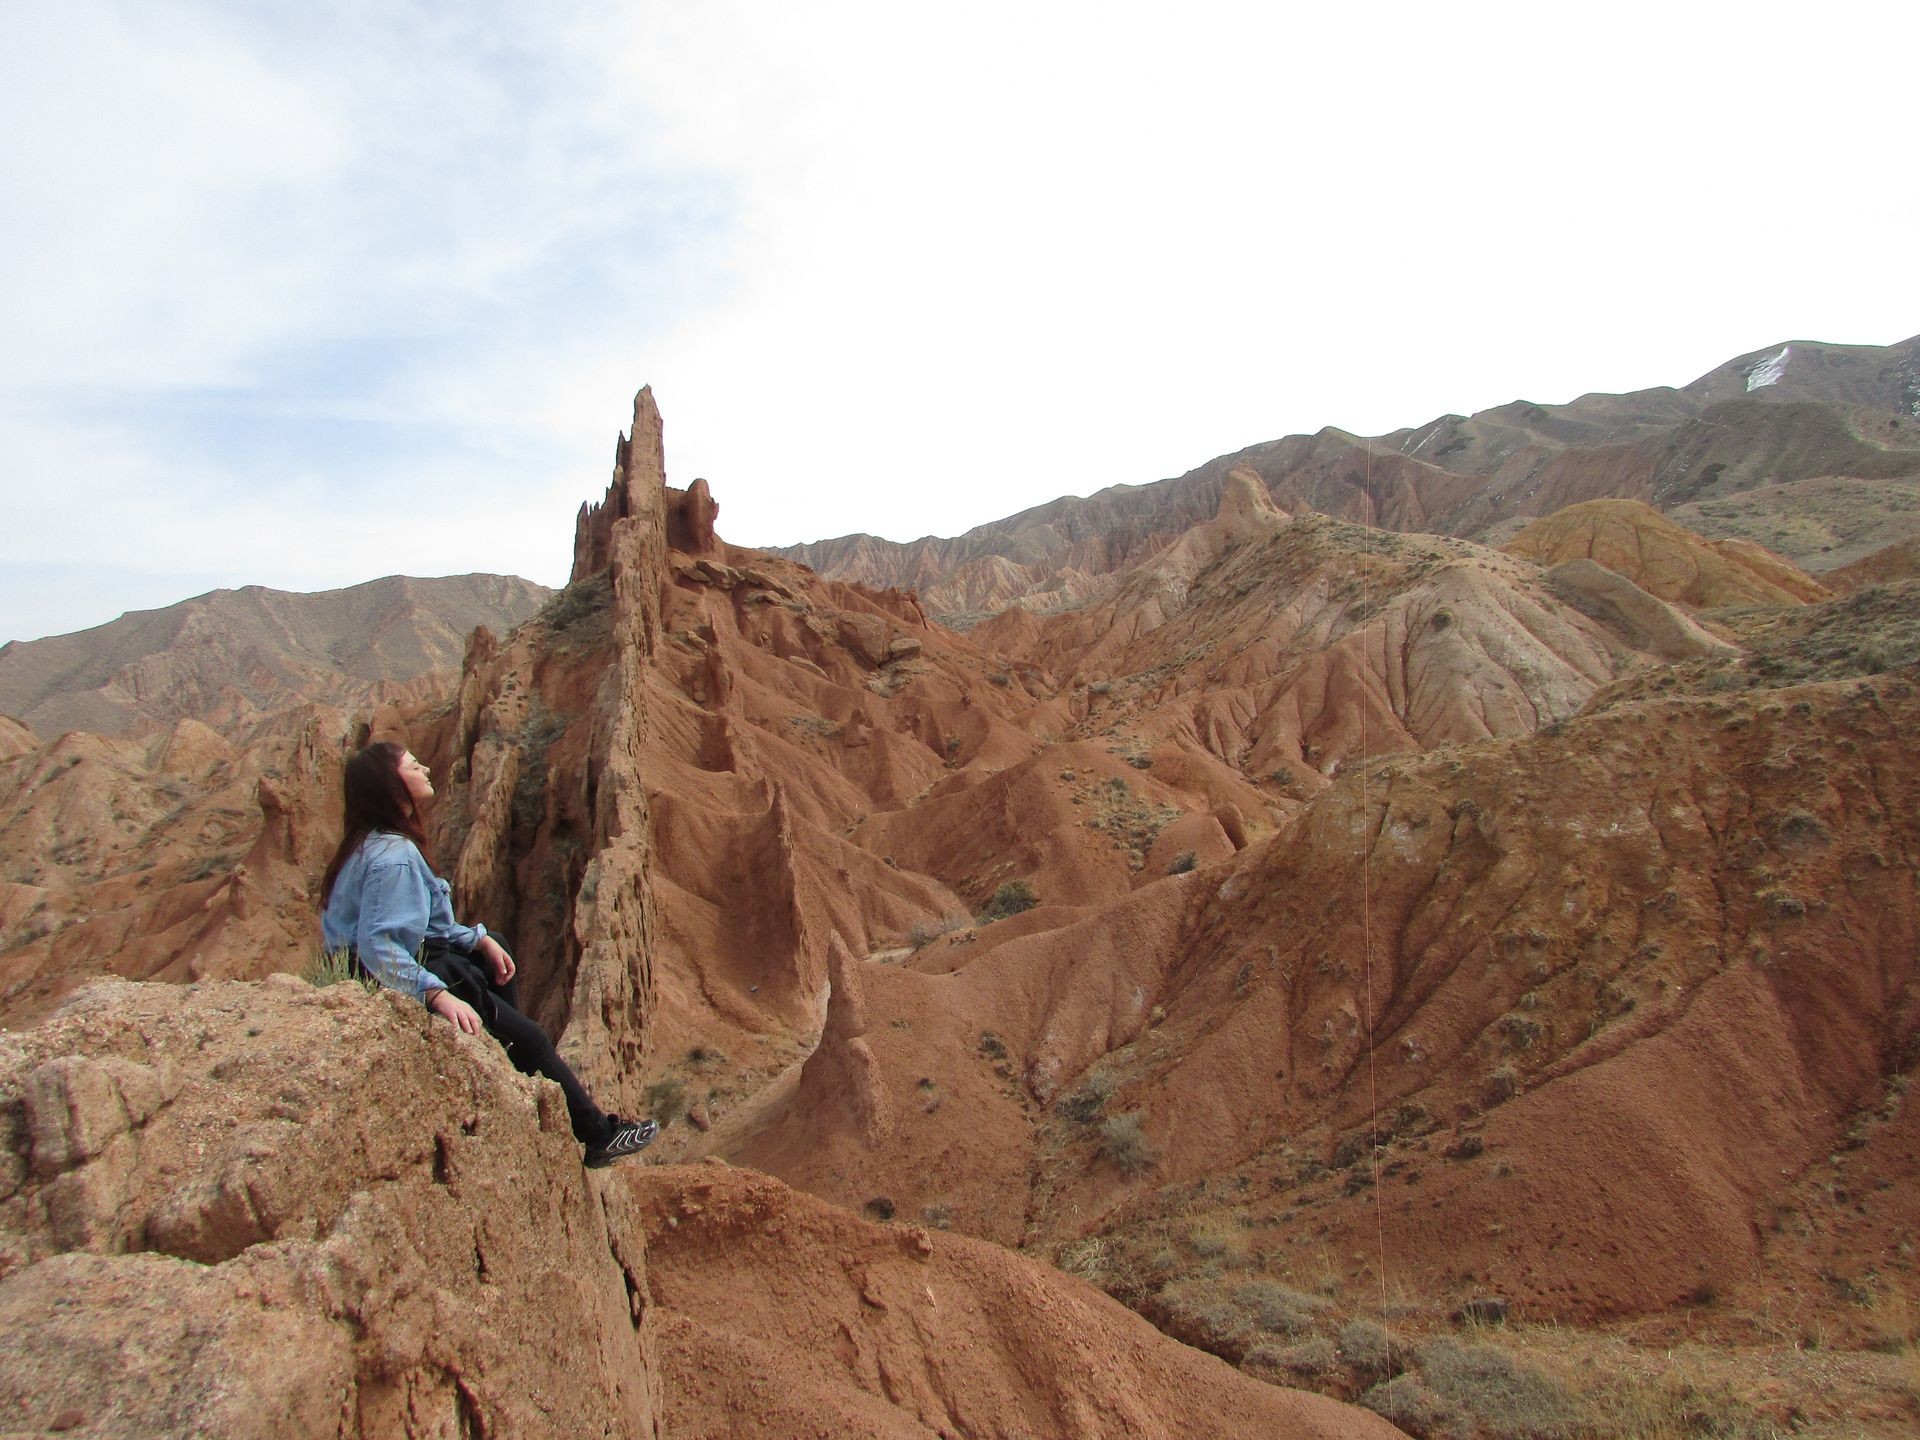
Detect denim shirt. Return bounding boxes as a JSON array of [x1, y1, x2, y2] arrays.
[[319, 832, 488, 1003]]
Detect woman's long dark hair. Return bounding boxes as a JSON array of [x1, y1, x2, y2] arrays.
[[319, 741, 431, 904]]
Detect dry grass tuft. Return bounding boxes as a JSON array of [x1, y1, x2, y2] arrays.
[[1098, 1111, 1156, 1175]]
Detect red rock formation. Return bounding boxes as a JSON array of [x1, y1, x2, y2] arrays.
[[1505, 498, 1831, 608], [0, 977, 1397, 1438], [0, 978, 661, 1437]]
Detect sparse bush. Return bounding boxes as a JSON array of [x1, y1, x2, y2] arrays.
[[1775, 809, 1828, 847], [863, 1196, 895, 1222], [1156, 1277, 1251, 1351], [183, 854, 231, 883], [1060, 1073, 1115, 1123], [1167, 850, 1198, 875], [1182, 1217, 1251, 1266], [906, 913, 969, 948], [978, 879, 1038, 923], [1361, 1375, 1455, 1436], [1499, 1014, 1542, 1051], [537, 571, 613, 634], [977, 1031, 1008, 1060], [1234, 1279, 1328, 1338], [1098, 1111, 1155, 1174], [1337, 1318, 1411, 1385], [644, 1077, 689, 1124], [1483, 1066, 1519, 1106], [1406, 1337, 1592, 1440], [512, 701, 570, 831], [1760, 889, 1807, 918]]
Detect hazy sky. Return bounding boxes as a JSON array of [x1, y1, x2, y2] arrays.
[[2, 1, 1913, 645]]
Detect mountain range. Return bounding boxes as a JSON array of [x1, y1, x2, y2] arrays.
[[783, 335, 1920, 624], [0, 572, 550, 739], [4, 339, 1918, 1438]]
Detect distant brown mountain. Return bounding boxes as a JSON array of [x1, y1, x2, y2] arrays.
[[781, 335, 1920, 622], [0, 572, 551, 738]]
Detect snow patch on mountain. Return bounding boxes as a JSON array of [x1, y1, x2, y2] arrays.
[[1747, 345, 1791, 391]]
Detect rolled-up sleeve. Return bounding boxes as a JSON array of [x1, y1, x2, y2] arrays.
[[426, 876, 488, 951], [355, 860, 442, 1003]]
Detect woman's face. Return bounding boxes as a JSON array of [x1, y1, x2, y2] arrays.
[[397, 751, 434, 807]]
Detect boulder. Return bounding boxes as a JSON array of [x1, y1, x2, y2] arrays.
[[0, 978, 658, 1439]]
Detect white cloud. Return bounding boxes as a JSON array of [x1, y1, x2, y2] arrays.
[[0, 0, 1915, 643]]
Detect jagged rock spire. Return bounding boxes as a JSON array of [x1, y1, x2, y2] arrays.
[[572, 386, 667, 583]]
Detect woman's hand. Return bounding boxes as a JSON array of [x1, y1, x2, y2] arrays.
[[476, 935, 516, 984], [427, 988, 483, 1035]]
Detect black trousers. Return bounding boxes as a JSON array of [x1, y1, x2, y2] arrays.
[[418, 940, 613, 1148]]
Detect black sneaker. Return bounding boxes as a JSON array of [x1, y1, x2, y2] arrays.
[[585, 1117, 659, 1169]]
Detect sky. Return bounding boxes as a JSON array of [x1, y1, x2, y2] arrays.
[[1, 1, 1914, 645]]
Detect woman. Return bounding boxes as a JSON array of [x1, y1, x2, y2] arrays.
[[319, 741, 657, 1168]]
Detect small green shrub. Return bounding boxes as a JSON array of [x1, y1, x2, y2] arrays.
[[537, 570, 613, 637], [978, 879, 1038, 923], [1059, 1073, 1114, 1123], [512, 701, 570, 831], [1167, 850, 1198, 875], [305, 948, 379, 994]]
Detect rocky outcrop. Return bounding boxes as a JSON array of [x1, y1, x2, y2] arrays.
[[421, 387, 679, 1119], [0, 707, 360, 1024], [0, 977, 1400, 1439], [0, 717, 34, 761], [793, 935, 890, 1144], [1544, 558, 1736, 661], [573, 387, 668, 585], [1505, 498, 1831, 608], [0, 978, 660, 1438]]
